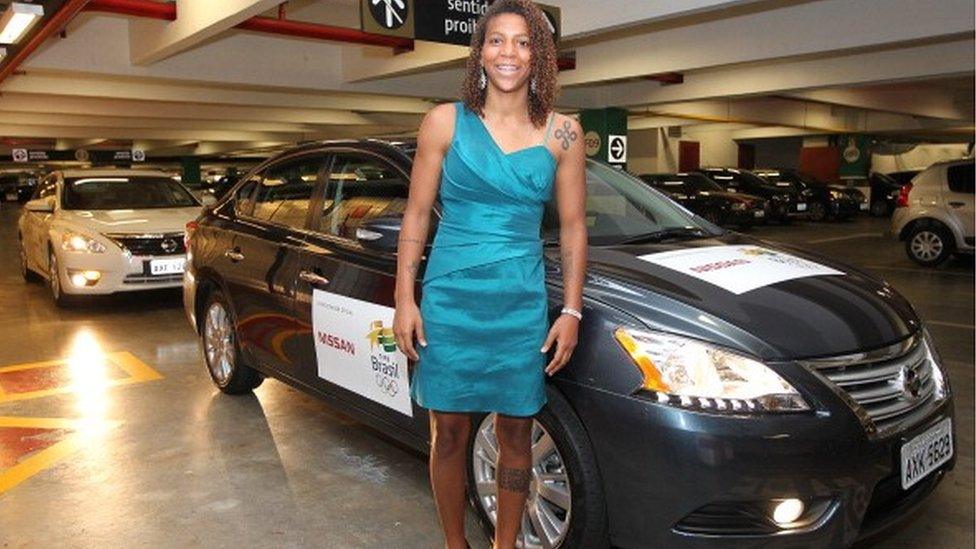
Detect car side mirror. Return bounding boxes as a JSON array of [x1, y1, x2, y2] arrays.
[[357, 214, 436, 255], [25, 197, 54, 213]]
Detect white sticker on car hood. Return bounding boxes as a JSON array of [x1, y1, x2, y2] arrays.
[[637, 245, 844, 294], [312, 289, 412, 417]]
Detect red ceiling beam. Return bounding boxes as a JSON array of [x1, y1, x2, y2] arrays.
[[0, 0, 93, 86], [84, 0, 414, 50]]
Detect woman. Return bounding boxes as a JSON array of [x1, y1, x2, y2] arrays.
[[393, 1, 587, 547]]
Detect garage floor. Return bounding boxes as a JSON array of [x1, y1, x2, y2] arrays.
[[0, 205, 971, 549]]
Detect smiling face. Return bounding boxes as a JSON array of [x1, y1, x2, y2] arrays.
[[480, 12, 532, 94]]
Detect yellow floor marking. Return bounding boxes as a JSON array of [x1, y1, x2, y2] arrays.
[[0, 416, 119, 495], [0, 351, 164, 404]]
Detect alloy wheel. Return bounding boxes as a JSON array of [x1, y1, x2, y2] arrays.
[[910, 230, 943, 262], [809, 202, 826, 222], [204, 302, 235, 386], [472, 414, 572, 549]]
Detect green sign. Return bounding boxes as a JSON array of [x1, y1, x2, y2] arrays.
[[837, 134, 870, 180], [579, 108, 628, 168]]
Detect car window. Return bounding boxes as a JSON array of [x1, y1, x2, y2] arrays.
[[62, 176, 198, 210], [947, 163, 974, 194], [35, 175, 57, 200], [319, 153, 408, 240], [251, 155, 325, 229], [234, 175, 259, 217]]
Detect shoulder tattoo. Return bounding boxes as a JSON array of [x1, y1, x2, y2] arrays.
[[554, 119, 578, 151]]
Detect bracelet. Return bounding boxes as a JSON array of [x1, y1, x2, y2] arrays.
[[560, 306, 582, 320]]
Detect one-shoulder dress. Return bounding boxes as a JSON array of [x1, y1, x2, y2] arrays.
[[410, 101, 557, 417]]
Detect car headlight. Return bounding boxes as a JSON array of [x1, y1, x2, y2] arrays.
[[614, 327, 810, 413], [829, 190, 843, 199], [61, 231, 106, 253]]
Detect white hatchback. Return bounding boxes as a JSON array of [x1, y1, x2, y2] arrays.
[[18, 169, 204, 306], [892, 159, 975, 266]]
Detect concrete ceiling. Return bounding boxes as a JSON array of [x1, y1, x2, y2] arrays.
[[0, 0, 972, 159]]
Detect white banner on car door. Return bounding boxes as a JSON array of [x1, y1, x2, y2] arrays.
[[638, 245, 843, 294], [312, 289, 413, 417]]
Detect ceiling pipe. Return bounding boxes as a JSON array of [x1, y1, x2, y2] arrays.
[[0, 0, 92, 86], [84, 0, 414, 50]]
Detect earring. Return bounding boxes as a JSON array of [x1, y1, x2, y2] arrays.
[[530, 77, 537, 94], [479, 67, 487, 90]]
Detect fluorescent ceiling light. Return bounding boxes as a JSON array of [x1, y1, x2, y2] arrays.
[[0, 2, 44, 45]]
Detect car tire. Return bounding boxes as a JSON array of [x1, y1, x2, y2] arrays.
[[467, 387, 609, 549], [201, 289, 263, 394], [906, 222, 954, 267], [48, 248, 74, 307], [19, 236, 38, 282], [870, 200, 890, 217], [808, 201, 827, 222]]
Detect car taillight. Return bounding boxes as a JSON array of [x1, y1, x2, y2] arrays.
[[896, 183, 913, 208], [185, 221, 198, 248]]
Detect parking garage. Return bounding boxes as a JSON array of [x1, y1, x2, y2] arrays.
[[0, 1, 973, 548]]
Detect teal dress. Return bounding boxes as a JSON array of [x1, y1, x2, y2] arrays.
[[410, 101, 557, 417]]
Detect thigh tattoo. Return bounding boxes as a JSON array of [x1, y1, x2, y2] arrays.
[[497, 466, 531, 493]]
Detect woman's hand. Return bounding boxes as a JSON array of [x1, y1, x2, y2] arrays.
[[540, 315, 579, 376], [394, 301, 426, 362]]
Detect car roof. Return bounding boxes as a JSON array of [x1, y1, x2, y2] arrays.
[[59, 169, 177, 178]]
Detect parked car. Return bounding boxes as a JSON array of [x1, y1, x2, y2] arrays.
[[698, 167, 802, 223], [755, 168, 867, 221], [869, 169, 920, 217], [0, 170, 39, 203], [184, 139, 954, 549], [18, 169, 202, 306], [638, 172, 766, 228], [891, 159, 974, 266]]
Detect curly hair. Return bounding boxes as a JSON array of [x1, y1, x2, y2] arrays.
[[460, 0, 559, 128]]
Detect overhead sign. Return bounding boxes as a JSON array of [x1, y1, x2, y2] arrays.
[[361, 1, 559, 46], [607, 134, 627, 163], [638, 245, 844, 295], [7, 149, 148, 164]]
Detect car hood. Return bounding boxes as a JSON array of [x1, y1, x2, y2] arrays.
[[59, 207, 201, 234], [560, 233, 919, 360]]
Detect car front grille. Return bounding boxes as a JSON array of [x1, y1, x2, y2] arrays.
[[801, 332, 947, 437], [123, 273, 183, 284], [104, 232, 186, 256]]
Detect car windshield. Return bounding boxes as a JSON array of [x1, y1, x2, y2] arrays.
[[62, 176, 199, 210], [649, 173, 725, 192], [543, 161, 716, 246]]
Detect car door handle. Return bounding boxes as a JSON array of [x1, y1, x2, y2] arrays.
[[299, 270, 330, 286], [224, 249, 245, 262], [948, 201, 965, 208], [355, 228, 383, 241]]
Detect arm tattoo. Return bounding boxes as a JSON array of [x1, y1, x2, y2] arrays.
[[554, 120, 578, 151], [398, 237, 425, 244], [497, 466, 531, 493], [561, 250, 574, 278], [405, 260, 420, 276]]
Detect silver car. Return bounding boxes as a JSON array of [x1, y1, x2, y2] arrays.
[[891, 159, 974, 266]]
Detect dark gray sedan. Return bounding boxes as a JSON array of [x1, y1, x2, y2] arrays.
[[184, 139, 955, 548]]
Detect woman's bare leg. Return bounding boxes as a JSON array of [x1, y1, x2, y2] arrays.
[[492, 413, 534, 549], [429, 410, 473, 549]]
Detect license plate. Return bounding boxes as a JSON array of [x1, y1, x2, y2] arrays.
[[754, 210, 765, 218], [796, 203, 807, 211], [901, 417, 953, 490], [859, 202, 869, 210], [150, 258, 185, 275]]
